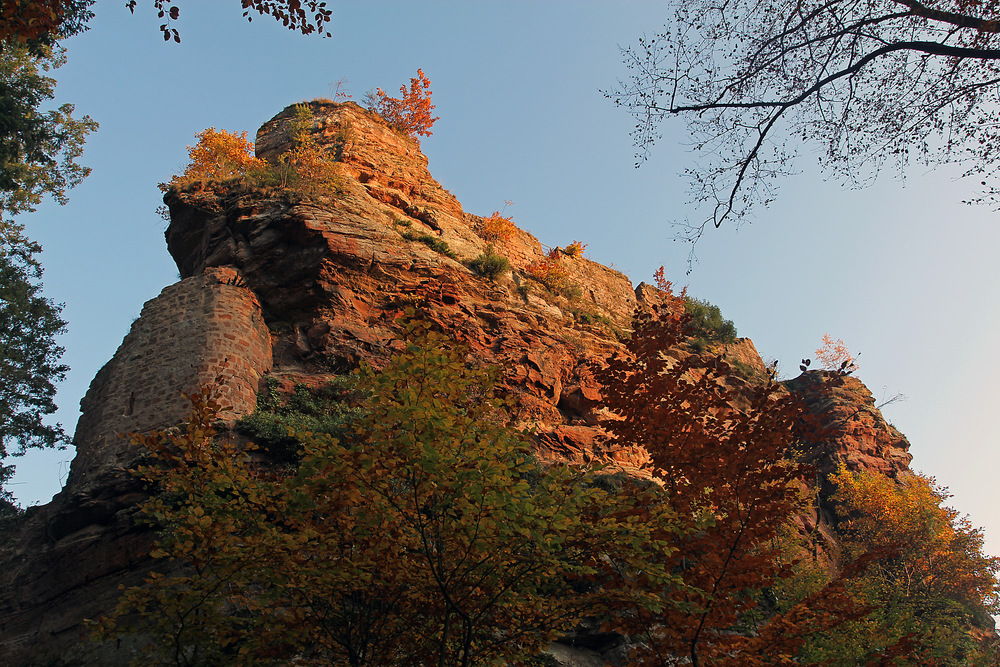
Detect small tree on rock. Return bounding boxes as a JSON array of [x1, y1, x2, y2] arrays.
[[366, 69, 439, 140]]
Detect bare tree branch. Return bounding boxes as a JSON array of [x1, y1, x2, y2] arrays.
[[613, 0, 1000, 266]]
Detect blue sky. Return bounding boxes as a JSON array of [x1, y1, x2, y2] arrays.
[[13, 1, 1000, 555]]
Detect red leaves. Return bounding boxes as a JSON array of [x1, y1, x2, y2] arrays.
[[595, 301, 825, 664], [0, 0, 70, 42], [368, 69, 439, 140]]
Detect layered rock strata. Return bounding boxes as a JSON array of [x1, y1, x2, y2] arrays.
[[0, 101, 913, 665]]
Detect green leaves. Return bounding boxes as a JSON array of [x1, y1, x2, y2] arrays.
[[0, 41, 97, 224], [98, 318, 692, 665], [0, 227, 67, 457]]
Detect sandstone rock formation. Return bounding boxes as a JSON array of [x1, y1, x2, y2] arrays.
[[0, 101, 913, 665]]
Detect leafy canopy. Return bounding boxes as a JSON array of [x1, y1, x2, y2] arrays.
[[595, 295, 822, 666], [0, 39, 97, 226], [164, 127, 264, 190], [791, 467, 1000, 664], [0, 0, 93, 45], [96, 315, 688, 665], [0, 227, 67, 459]]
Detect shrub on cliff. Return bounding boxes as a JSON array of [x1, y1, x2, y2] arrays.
[[523, 251, 582, 301], [481, 208, 517, 242], [652, 266, 738, 347], [163, 106, 344, 203], [235, 377, 360, 463], [468, 245, 510, 281], [791, 467, 1000, 664], [683, 296, 737, 346], [365, 69, 438, 140], [163, 127, 265, 190]]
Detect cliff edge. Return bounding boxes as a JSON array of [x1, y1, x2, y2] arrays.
[[0, 101, 912, 665]]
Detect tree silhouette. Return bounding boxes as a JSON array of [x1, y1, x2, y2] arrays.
[[613, 0, 1000, 251]]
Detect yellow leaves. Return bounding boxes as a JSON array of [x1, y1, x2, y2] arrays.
[[167, 127, 265, 190], [563, 240, 587, 257], [162, 108, 344, 203], [98, 319, 697, 665], [481, 210, 517, 242]]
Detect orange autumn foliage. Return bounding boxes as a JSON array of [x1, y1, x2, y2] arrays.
[[652, 265, 689, 316], [812, 467, 1000, 663], [165, 127, 265, 190], [0, 0, 69, 42], [563, 240, 587, 257], [482, 211, 516, 243], [369, 69, 439, 140], [815, 333, 858, 373], [833, 467, 1000, 613], [523, 257, 565, 283]]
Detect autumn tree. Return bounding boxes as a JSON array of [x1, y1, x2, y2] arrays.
[[365, 69, 439, 140], [792, 466, 1000, 664], [0, 0, 92, 44], [481, 209, 516, 243], [96, 315, 688, 666], [815, 334, 858, 373], [594, 294, 831, 666], [164, 128, 264, 190], [164, 106, 342, 199], [613, 0, 1000, 249]]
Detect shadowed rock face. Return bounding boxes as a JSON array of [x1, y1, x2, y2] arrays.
[[787, 371, 913, 499], [0, 101, 912, 665]]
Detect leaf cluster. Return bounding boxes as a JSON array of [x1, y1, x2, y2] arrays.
[[683, 296, 737, 347], [523, 254, 582, 301], [814, 333, 858, 373], [0, 0, 92, 45], [399, 229, 457, 259], [234, 377, 361, 463], [481, 210, 517, 243], [0, 40, 98, 224], [794, 466, 1000, 664], [0, 227, 67, 458], [594, 290, 842, 665], [162, 106, 344, 206], [126, 1, 332, 42], [163, 128, 266, 192], [365, 69, 439, 140]]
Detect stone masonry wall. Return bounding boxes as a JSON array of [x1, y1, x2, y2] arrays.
[[66, 267, 272, 489]]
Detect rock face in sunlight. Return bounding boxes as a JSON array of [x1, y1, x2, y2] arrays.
[[0, 101, 913, 664]]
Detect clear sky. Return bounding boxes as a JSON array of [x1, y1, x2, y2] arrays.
[[12, 1, 1000, 555]]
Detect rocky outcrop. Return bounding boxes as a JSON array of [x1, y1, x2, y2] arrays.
[[788, 371, 913, 501], [0, 101, 914, 664]]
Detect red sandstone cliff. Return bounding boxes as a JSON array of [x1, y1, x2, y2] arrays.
[[0, 101, 913, 665]]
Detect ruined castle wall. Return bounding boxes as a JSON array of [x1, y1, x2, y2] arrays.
[[67, 267, 272, 488]]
